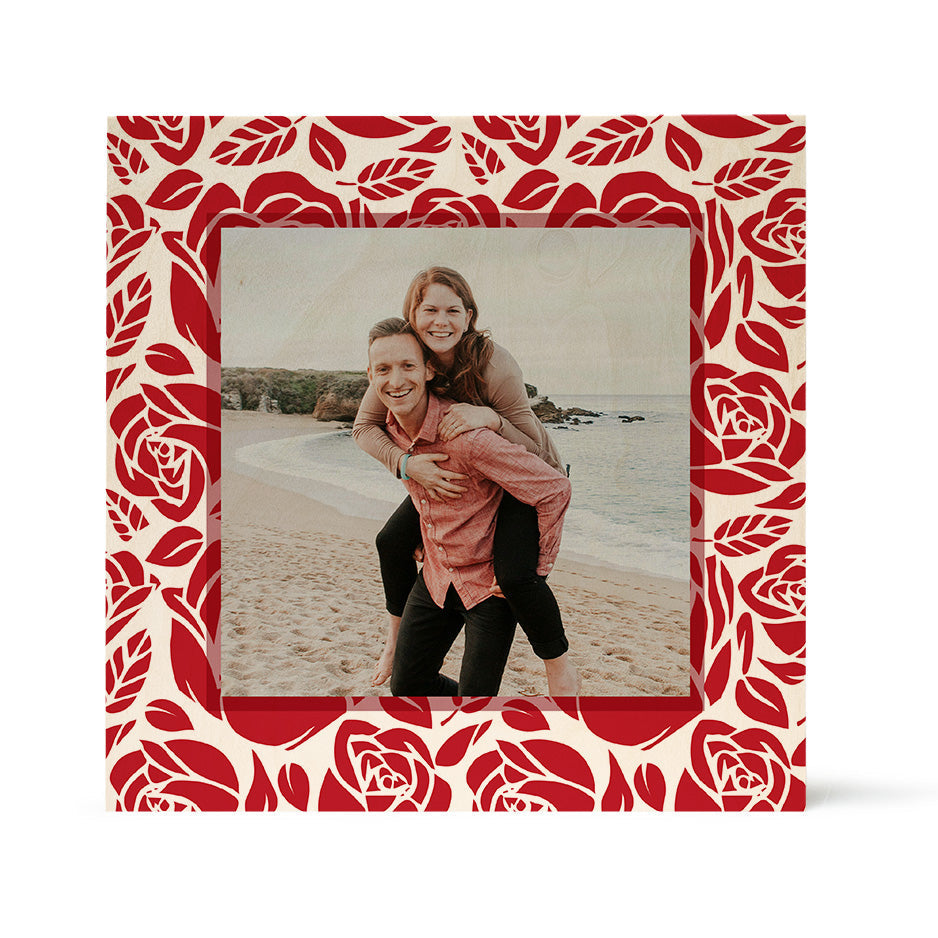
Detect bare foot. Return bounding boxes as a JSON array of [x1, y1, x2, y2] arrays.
[[544, 652, 581, 697], [372, 644, 395, 687]]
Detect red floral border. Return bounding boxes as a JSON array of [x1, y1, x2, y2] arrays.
[[106, 115, 805, 811]]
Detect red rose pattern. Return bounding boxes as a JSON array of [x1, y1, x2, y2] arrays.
[[675, 720, 805, 811], [106, 116, 805, 810], [692, 364, 805, 495], [467, 739, 596, 811], [739, 545, 806, 684], [319, 721, 451, 811], [110, 739, 239, 811]]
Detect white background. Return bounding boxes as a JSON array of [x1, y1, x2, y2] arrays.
[[8, 3, 936, 935]]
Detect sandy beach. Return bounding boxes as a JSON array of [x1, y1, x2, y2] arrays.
[[221, 411, 690, 697]]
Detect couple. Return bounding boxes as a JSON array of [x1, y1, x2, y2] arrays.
[[353, 267, 581, 697]]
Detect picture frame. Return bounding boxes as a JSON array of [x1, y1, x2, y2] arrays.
[[106, 114, 805, 811]]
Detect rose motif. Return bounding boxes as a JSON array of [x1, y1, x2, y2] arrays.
[[739, 545, 806, 661], [473, 115, 563, 165], [114, 116, 208, 165], [546, 171, 701, 229], [109, 383, 217, 523], [106, 551, 159, 644], [675, 720, 804, 810], [319, 720, 451, 811], [385, 188, 506, 227], [466, 739, 596, 811], [738, 188, 805, 300], [692, 364, 805, 495], [110, 739, 239, 811]]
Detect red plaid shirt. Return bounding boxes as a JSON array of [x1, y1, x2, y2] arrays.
[[386, 393, 572, 609]]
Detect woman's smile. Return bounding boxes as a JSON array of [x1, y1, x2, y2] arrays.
[[413, 282, 471, 364]]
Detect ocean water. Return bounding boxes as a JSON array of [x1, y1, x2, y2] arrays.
[[232, 394, 689, 580]]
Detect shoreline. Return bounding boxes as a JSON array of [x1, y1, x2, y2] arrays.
[[221, 410, 687, 586], [220, 411, 690, 697]]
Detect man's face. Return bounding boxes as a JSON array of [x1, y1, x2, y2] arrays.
[[367, 332, 434, 423]]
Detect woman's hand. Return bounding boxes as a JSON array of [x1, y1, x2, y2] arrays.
[[403, 453, 468, 501], [438, 404, 500, 442]]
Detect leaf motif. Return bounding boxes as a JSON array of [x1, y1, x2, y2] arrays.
[[170, 262, 220, 362], [460, 133, 505, 185], [756, 126, 806, 154], [735, 675, 790, 728], [713, 514, 792, 557], [106, 489, 149, 542], [163, 739, 239, 793], [170, 619, 220, 713], [565, 116, 655, 166], [403, 126, 452, 153], [145, 343, 194, 376], [633, 763, 666, 810], [146, 526, 203, 567], [327, 116, 414, 137], [146, 169, 204, 211], [278, 763, 310, 810], [712, 158, 791, 200], [706, 554, 734, 649], [735, 320, 789, 372], [435, 725, 477, 767], [706, 283, 731, 349], [307, 121, 347, 171], [737, 612, 755, 672], [105, 720, 136, 756], [106, 364, 136, 400], [107, 195, 155, 286], [210, 117, 300, 166], [107, 274, 152, 358], [665, 123, 703, 172], [501, 699, 549, 733], [756, 483, 806, 511], [682, 115, 770, 137], [106, 629, 152, 714], [737, 255, 754, 318], [521, 739, 595, 791], [758, 302, 805, 329], [349, 158, 435, 201], [503, 170, 560, 210], [758, 657, 805, 685], [378, 696, 434, 728], [601, 753, 634, 811], [107, 133, 149, 185], [106, 552, 159, 644], [706, 199, 734, 291], [246, 752, 278, 810], [145, 698, 194, 732], [705, 641, 732, 704]]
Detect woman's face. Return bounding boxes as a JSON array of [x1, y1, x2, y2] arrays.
[[412, 282, 471, 363]]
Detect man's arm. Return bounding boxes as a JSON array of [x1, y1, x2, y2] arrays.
[[467, 431, 572, 575]]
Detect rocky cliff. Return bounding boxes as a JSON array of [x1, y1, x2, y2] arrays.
[[221, 368, 602, 425]]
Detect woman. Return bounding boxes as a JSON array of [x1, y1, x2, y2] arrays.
[[353, 266, 580, 696]]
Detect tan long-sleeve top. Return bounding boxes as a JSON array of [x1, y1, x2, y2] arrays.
[[353, 343, 564, 475]]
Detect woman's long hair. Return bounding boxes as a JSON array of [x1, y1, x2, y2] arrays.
[[402, 267, 494, 404]]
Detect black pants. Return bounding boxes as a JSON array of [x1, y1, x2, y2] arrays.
[[376, 493, 569, 659], [390, 573, 516, 696]]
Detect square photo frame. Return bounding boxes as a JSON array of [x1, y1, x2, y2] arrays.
[[106, 115, 805, 811]]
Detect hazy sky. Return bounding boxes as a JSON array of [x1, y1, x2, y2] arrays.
[[220, 226, 689, 395]]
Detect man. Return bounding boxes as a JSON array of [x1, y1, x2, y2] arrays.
[[366, 317, 572, 696]]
